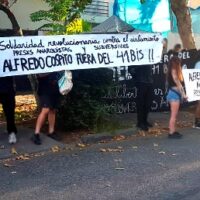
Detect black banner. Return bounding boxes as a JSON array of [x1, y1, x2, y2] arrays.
[[101, 49, 198, 113]]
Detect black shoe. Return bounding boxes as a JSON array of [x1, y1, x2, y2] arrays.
[[137, 124, 149, 131], [145, 122, 153, 127], [194, 118, 200, 129], [47, 132, 61, 141], [193, 122, 200, 129], [168, 132, 182, 139], [31, 134, 42, 145]]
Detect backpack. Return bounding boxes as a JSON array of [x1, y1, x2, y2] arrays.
[[58, 70, 73, 95]]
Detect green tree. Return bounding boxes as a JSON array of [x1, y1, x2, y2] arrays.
[[169, 1, 200, 128], [30, 0, 92, 34], [140, 0, 199, 122], [30, 0, 115, 132], [170, 0, 196, 49], [140, 0, 196, 49], [0, 0, 41, 106]]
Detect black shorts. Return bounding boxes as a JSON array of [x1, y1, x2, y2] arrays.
[[39, 94, 60, 109]]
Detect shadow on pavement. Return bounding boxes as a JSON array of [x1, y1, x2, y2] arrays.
[[0, 125, 65, 160]]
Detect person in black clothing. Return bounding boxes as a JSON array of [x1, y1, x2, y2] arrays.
[[32, 72, 61, 145], [128, 65, 153, 131], [0, 77, 17, 144]]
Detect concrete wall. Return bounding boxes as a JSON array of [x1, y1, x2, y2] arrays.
[[0, 0, 50, 30], [168, 32, 200, 51], [81, 0, 114, 24], [0, 0, 114, 30]]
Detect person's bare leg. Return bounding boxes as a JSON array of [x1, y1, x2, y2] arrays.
[[35, 108, 50, 134], [169, 101, 180, 134], [194, 101, 200, 127], [48, 109, 56, 134], [195, 101, 200, 118]]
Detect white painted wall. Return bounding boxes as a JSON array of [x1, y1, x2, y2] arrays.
[[0, 0, 49, 30], [0, 0, 114, 30], [81, 0, 114, 24], [167, 32, 200, 50], [188, 0, 200, 9]]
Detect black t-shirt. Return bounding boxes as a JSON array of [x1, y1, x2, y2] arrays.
[[37, 73, 60, 96], [128, 65, 153, 84], [0, 77, 15, 93]]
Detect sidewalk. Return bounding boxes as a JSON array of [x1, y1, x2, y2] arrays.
[[81, 111, 194, 143], [0, 125, 65, 160], [0, 111, 195, 160]]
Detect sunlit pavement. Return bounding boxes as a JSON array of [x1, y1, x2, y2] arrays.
[[0, 111, 200, 200], [0, 126, 66, 159]]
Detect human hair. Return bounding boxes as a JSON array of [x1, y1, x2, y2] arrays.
[[167, 56, 183, 82], [173, 43, 182, 52], [162, 38, 168, 46]]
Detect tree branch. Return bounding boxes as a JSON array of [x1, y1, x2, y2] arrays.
[[0, 4, 22, 35]]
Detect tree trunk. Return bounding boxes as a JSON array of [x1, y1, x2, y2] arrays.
[[0, 4, 40, 107], [0, 4, 22, 35], [170, 0, 200, 117], [170, 0, 196, 49]]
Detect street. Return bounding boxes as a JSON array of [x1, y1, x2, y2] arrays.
[[1, 127, 200, 200]]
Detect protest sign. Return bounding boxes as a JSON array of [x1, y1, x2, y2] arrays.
[[181, 49, 200, 102], [14, 49, 199, 112], [102, 50, 198, 113], [183, 69, 200, 102], [0, 33, 163, 77]]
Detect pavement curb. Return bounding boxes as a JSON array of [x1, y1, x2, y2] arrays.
[[81, 127, 138, 144]]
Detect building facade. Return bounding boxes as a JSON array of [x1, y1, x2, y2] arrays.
[[0, 0, 114, 31]]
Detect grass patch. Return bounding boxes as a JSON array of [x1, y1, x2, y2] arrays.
[[92, 115, 133, 134]]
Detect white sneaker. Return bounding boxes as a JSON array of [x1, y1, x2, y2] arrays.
[[8, 132, 17, 144], [193, 123, 200, 129]]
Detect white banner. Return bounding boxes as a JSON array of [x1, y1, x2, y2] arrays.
[[0, 33, 163, 77], [182, 69, 200, 102]]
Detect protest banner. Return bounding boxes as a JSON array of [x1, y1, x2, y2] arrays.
[[183, 69, 200, 102], [0, 33, 163, 77], [102, 50, 198, 113], [181, 49, 200, 102], [13, 48, 199, 111]]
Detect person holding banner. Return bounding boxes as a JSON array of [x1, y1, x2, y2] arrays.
[[0, 77, 17, 144], [193, 60, 200, 129], [166, 56, 187, 138], [32, 72, 61, 145]]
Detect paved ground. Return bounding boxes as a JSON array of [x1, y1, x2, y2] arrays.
[[0, 117, 200, 200], [0, 111, 194, 159], [81, 111, 194, 143], [0, 125, 66, 159]]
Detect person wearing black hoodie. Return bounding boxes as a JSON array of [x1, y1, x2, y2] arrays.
[[128, 65, 153, 131], [0, 76, 17, 144]]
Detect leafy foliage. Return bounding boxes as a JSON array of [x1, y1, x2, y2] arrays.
[[57, 69, 114, 132], [30, 0, 92, 34], [30, 0, 116, 132]]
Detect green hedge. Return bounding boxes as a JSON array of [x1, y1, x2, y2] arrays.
[[57, 68, 114, 132]]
